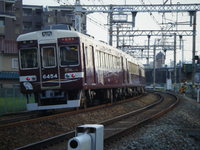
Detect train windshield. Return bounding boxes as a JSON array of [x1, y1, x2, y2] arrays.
[[20, 48, 38, 69], [60, 45, 79, 65]]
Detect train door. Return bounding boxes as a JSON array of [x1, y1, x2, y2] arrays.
[[82, 43, 87, 83], [84, 45, 96, 84], [123, 57, 129, 84], [91, 46, 96, 83], [126, 59, 130, 84], [40, 44, 60, 88], [121, 56, 126, 84]]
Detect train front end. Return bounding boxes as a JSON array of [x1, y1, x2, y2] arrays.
[[17, 30, 83, 110]]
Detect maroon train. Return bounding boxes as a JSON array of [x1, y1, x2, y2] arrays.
[[17, 29, 145, 110]]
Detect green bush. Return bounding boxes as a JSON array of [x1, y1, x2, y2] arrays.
[[0, 92, 35, 115]]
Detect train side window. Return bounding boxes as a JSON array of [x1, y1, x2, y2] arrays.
[[105, 53, 108, 69], [104, 53, 107, 69], [112, 55, 114, 69], [108, 54, 111, 69], [111, 55, 114, 69], [141, 69, 145, 77], [85, 46, 88, 65], [99, 52, 101, 68], [137, 65, 139, 75], [96, 50, 100, 68], [112, 56, 115, 69], [103, 52, 105, 69], [116, 57, 120, 69], [98, 51, 101, 68], [114, 56, 117, 69], [101, 52, 104, 69], [128, 62, 135, 74], [101, 52, 103, 68]]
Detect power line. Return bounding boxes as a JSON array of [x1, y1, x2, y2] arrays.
[[55, 0, 73, 5], [87, 16, 108, 31], [139, 0, 161, 29]]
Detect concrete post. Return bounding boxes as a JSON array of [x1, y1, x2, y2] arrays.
[[174, 33, 177, 92]]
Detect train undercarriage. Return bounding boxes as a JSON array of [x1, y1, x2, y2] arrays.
[[26, 87, 144, 110]]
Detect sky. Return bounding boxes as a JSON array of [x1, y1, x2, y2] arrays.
[[23, 0, 200, 65]]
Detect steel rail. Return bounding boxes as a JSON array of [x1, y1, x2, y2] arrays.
[[104, 92, 179, 140], [0, 113, 38, 125]]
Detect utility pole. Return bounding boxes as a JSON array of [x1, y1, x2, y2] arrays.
[[141, 49, 143, 60], [147, 35, 151, 65], [182, 40, 184, 65], [109, 5, 113, 46], [74, 0, 82, 32], [116, 26, 119, 48], [191, 11, 197, 92], [174, 33, 177, 92], [153, 40, 156, 90]]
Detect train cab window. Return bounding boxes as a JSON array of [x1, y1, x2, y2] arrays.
[[42, 47, 56, 67], [20, 48, 38, 69], [60, 45, 78, 66]]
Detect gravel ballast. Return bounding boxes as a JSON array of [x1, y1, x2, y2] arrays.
[[105, 95, 200, 150], [0, 94, 158, 150]]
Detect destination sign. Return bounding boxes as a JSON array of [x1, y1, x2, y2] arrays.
[[42, 31, 52, 37]]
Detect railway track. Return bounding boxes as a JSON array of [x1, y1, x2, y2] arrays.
[[13, 92, 178, 150], [0, 94, 144, 129], [0, 108, 76, 126], [0, 111, 43, 125], [104, 92, 178, 140]]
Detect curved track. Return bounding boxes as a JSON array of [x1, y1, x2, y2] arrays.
[[104, 92, 178, 140], [13, 92, 178, 150], [0, 94, 144, 129]]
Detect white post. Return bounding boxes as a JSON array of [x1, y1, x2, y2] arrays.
[[197, 88, 200, 103]]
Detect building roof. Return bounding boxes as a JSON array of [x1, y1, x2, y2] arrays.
[[156, 51, 165, 59]]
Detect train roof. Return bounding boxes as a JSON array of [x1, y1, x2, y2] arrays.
[[17, 30, 80, 42], [17, 30, 144, 68]]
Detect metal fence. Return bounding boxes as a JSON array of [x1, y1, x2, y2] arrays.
[[0, 88, 28, 115]]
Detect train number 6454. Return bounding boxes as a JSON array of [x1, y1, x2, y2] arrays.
[[42, 74, 58, 80]]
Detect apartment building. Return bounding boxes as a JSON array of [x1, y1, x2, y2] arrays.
[[0, 0, 22, 88], [22, 5, 86, 34], [22, 5, 43, 33]]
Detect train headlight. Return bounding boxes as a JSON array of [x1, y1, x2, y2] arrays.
[[23, 82, 33, 90], [26, 77, 31, 81], [65, 72, 84, 79], [20, 75, 37, 82], [71, 74, 75, 78]]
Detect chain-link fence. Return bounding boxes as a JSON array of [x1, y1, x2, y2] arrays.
[[0, 88, 29, 115]]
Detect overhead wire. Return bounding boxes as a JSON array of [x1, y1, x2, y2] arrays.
[[139, 0, 161, 29], [55, 0, 73, 5], [81, 0, 108, 31]]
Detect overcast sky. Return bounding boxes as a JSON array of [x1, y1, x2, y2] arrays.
[[23, 0, 200, 65]]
